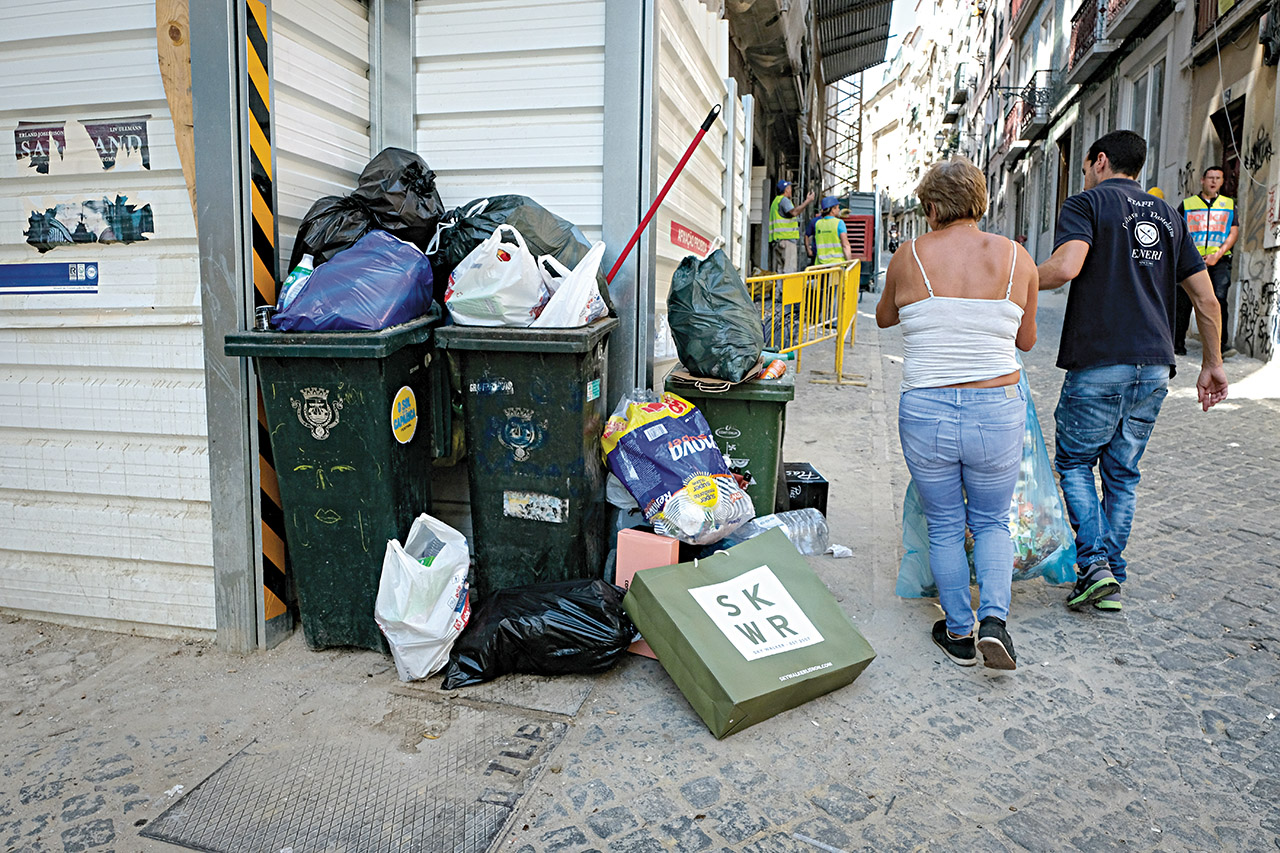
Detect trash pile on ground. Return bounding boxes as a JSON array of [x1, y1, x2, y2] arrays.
[[225, 130, 887, 737]]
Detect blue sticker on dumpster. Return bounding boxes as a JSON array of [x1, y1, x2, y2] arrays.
[[496, 408, 547, 462]]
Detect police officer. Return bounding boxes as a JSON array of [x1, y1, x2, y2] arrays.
[[769, 180, 815, 273], [1174, 166, 1239, 356], [811, 196, 853, 266]]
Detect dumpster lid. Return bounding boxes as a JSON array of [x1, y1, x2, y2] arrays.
[[224, 307, 441, 359], [665, 367, 796, 402], [435, 316, 618, 354]]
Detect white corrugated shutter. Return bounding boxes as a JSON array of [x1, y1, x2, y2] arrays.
[[652, 0, 730, 377], [413, 0, 606, 237], [0, 2, 210, 632], [272, 0, 372, 276]]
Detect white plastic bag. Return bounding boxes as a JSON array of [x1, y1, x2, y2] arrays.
[[531, 241, 609, 328], [443, 224, 547, 326], [375, 513, 472, 681]]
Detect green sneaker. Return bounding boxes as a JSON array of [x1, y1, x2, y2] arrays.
[[1067, 562, 1120, 611], [1093, 587, 1122, 611]]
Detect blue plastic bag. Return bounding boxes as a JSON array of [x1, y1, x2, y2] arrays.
[[895, 373, 1077, 598], [273, 229, 433, 331]]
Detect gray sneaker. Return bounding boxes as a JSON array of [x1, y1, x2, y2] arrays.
[[1067, 561, 1120, 611]]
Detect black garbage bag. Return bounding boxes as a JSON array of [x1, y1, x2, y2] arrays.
[[288, 195, 374, 270], [350, 147, 444, 250], [440, 579, 634, 689], [668, 249, 765, 382], [428, 195, 614, 314]]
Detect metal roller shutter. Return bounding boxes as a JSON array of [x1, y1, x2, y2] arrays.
[[0, 1, 211, 634]]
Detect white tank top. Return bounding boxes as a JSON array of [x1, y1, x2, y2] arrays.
[[899, 238, 1024, 391]]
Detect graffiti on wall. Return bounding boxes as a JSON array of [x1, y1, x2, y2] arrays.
[[1236, 275, 1279, 361], [1178, 162, 1197, 197], [1242, 126, 1274, 174]]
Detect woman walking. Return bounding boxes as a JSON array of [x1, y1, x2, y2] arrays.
[[877, 158, 1038, 670]]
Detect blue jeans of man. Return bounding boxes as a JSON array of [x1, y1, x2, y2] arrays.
[[1053, 364, 1169, 582], [899, 385, 1026, 636]]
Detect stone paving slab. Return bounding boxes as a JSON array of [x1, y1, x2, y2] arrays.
[[0, 289, 1277, 853]]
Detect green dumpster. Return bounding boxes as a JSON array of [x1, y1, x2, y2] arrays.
[[664, 370, 795, 515], [224, 309, 446, 651], [435, 317, 617, 600]]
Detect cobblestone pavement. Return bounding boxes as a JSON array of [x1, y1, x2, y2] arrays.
[[1, 288, 1277, 852]]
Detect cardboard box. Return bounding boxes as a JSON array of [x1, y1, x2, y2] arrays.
[[614, 528, 681, 658], [623, 528, 875, 738], [784, 462, 829, 516]]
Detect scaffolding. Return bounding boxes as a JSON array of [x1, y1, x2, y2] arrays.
[[823, 74, 863, 195]]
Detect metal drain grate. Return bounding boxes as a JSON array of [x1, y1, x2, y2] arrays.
[[142, 706, 566, 853]]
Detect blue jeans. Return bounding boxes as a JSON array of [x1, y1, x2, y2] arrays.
[[1053, 364, 1169, 582], [899, 385, 1026, 636]]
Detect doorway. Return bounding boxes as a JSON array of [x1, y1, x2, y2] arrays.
[[1210, 96, 1245, 197]]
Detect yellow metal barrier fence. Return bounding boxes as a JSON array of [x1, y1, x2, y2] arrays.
[[745, 261, 866, 386]]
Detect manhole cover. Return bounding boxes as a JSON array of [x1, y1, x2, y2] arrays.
[[142, 705, 565, 852]]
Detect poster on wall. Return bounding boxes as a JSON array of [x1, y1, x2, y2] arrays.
[[0, 262, 98, 295], [23, 195, 154, 253], [14, 121, 67, 174], [12, 115, 151, 176]]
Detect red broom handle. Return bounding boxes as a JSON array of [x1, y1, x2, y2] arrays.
[[605, 104, 722, 284]]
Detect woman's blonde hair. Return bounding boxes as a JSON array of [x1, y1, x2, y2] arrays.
[[915, 157, 988, 226]]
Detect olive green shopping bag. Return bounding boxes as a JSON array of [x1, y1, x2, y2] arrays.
[[623, 528, 875, 738]]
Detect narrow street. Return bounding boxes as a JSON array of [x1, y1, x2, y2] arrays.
[[2, 287, 1277, 853]]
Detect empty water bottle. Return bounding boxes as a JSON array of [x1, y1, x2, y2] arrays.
[[732, 507, 830, 555]]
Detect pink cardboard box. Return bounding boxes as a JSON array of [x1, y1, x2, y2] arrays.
[[615, 529, 681, 658]]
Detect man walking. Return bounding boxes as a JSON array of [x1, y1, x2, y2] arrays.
[[1037, 131, 1229, 613], [769, 180, 814, 273], [1174, 166, 1239, 356]]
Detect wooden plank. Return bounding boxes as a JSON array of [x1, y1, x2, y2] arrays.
[[157, 0, 197, 217]]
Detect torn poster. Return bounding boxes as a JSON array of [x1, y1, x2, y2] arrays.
[[23, 195, 154, 253], [14, 122, 67, 174], [80, 116, 151, 170]]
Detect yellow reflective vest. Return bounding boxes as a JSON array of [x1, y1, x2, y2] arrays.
[[814, 216, 845, 264], [770, 195, 799, 241], [1181, 194, 1235, 256]]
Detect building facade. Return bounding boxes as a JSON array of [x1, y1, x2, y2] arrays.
[[867, 0, 1280, 360]]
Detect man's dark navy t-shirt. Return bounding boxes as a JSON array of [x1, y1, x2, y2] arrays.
[[1053, 178, 1206, 371]]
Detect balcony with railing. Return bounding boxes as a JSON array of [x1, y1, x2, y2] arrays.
[[1018, 70, 1055, 138], [951, 63, 974, 104], [1105, 0, 1163, 40], [998, 99, 1027, 159], [1196, 0, 1238, 39], [1067, 0, 1117, 85]]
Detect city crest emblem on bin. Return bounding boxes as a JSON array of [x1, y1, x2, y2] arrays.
[[292, 386, 342, 440], [496, 407, 546, 462]]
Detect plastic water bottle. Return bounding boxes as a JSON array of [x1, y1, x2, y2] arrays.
[[732, 508, 830, 555], [277, 254, 314, 311]]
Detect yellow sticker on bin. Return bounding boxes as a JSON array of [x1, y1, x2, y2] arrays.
[[391, 386, 417, 444]]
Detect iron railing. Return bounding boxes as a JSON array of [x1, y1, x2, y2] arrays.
[[1018, 70, 1055, 136], [1069, 0, 1103, 71]]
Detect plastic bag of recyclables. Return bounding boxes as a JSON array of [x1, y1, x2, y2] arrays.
[[530, 241, 610, 328], [601, 390, 755, 545], [443, 223, 548, 326], [375, 513, 471, 681], [896, 369, 1076, 598]]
